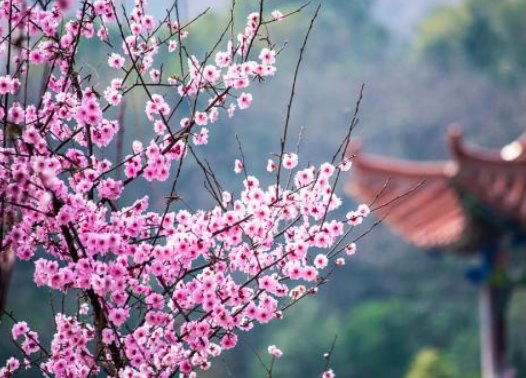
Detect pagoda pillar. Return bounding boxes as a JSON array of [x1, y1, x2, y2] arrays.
[[479, 250, 509, 378]]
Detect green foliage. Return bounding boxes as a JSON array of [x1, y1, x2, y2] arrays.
[[244, 294, 481, 378], [337, 301, 418, 378], [405, 349, 456, 378], [247, 299, 340, 377], [508, 289, 526, 376], [414, 0, 526, 84]]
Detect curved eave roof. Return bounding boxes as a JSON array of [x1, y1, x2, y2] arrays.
[[347, 154, 466, 249], [346, 127, 526, 250]]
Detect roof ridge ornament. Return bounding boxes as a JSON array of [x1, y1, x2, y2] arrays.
[[500, 131, 526, 161], [447, 124, 465, 158]]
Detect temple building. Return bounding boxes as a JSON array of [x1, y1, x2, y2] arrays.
[[346, 126, 526, 378]]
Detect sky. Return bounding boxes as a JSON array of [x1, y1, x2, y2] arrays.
[[373, 0, 459, 36], [146, 0, 228, 19], [188, 0, 461, 36], [69, 0, 229, 19], [71, 0, 459, 35]]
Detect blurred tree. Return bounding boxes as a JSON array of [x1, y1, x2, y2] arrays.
[[336, 300, 418, 378], [242, 296, 481, 378], [414, 0, 526, 84], [405, 349, 456, 378], [508, 289, 526, 376], [247, 299, 340, 377]]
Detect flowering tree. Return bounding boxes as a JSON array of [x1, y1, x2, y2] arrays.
[[0, 0, 372, 376]]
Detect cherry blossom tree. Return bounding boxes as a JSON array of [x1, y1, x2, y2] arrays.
[[0, 0, 372, 376]]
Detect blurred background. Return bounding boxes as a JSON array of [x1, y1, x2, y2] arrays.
[[4, 0, 526, 377]]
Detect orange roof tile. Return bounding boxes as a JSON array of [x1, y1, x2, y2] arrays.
[[346, 126, 526, 250]]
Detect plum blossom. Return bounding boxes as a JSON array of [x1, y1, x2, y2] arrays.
[[268, 345, 283, 358], [11, 322, 29, 340], [314, 254, 329, 269], [168, 39, 178, 52], [346, 243, 357, 256], [108, 53, 125, 69], [357, 203, 371, 217], [339, 158, 353, 171], [0, 75, 17, 95], [0, 2, 365, 376], [346, 211, 363, 226], [272, 10, 284, 21], [259, 48, 276, 65], [283, 153, 299, 170], [234, 159, 244, 174], [238, 92, 253, 109], [267, 159, 276, 172]]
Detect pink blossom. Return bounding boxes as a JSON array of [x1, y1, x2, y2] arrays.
[[237, 92, 253, 109], [234, 159, 244, 174], [336, 257, 346, 266], [220, 333, 238, 350], [108, 308, 129, 327], [193, 127, 209, 146], [0, 2, 364, 376], [259, 48, 276, 65], [215, 51, 231, 67], [357, 204, 371, 217], [104, 88, 122, 106], [267, 159, 276, 172], [29, 50, 45, 65], [168, 40, 178, 53], [228, 103, 236, 118], [346, 211, 363, 226], [346, 243, 357, 256], [282, 153, 299, 170], [195, 111, 208, 126], [268, 345, 283, 358], [5, 357, 19, 372], [0, 75, 15, 95], [108, 53, 125, 69], [203, 65, 220, 83], [11, 322, 29, 340], [314, 254, 329, 269], [339, 158, 353, 171], [320, 162, 335, 177], [272, 10, 284, 21]]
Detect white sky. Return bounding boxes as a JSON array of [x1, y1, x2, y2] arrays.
[[71, 0, 458, 35], [71, 0, 229, 20]]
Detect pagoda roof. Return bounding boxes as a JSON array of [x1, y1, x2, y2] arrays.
[[346, 126, 526, 250]]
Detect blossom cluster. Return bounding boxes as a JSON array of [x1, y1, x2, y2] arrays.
[[0, 1, 367, 377]]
